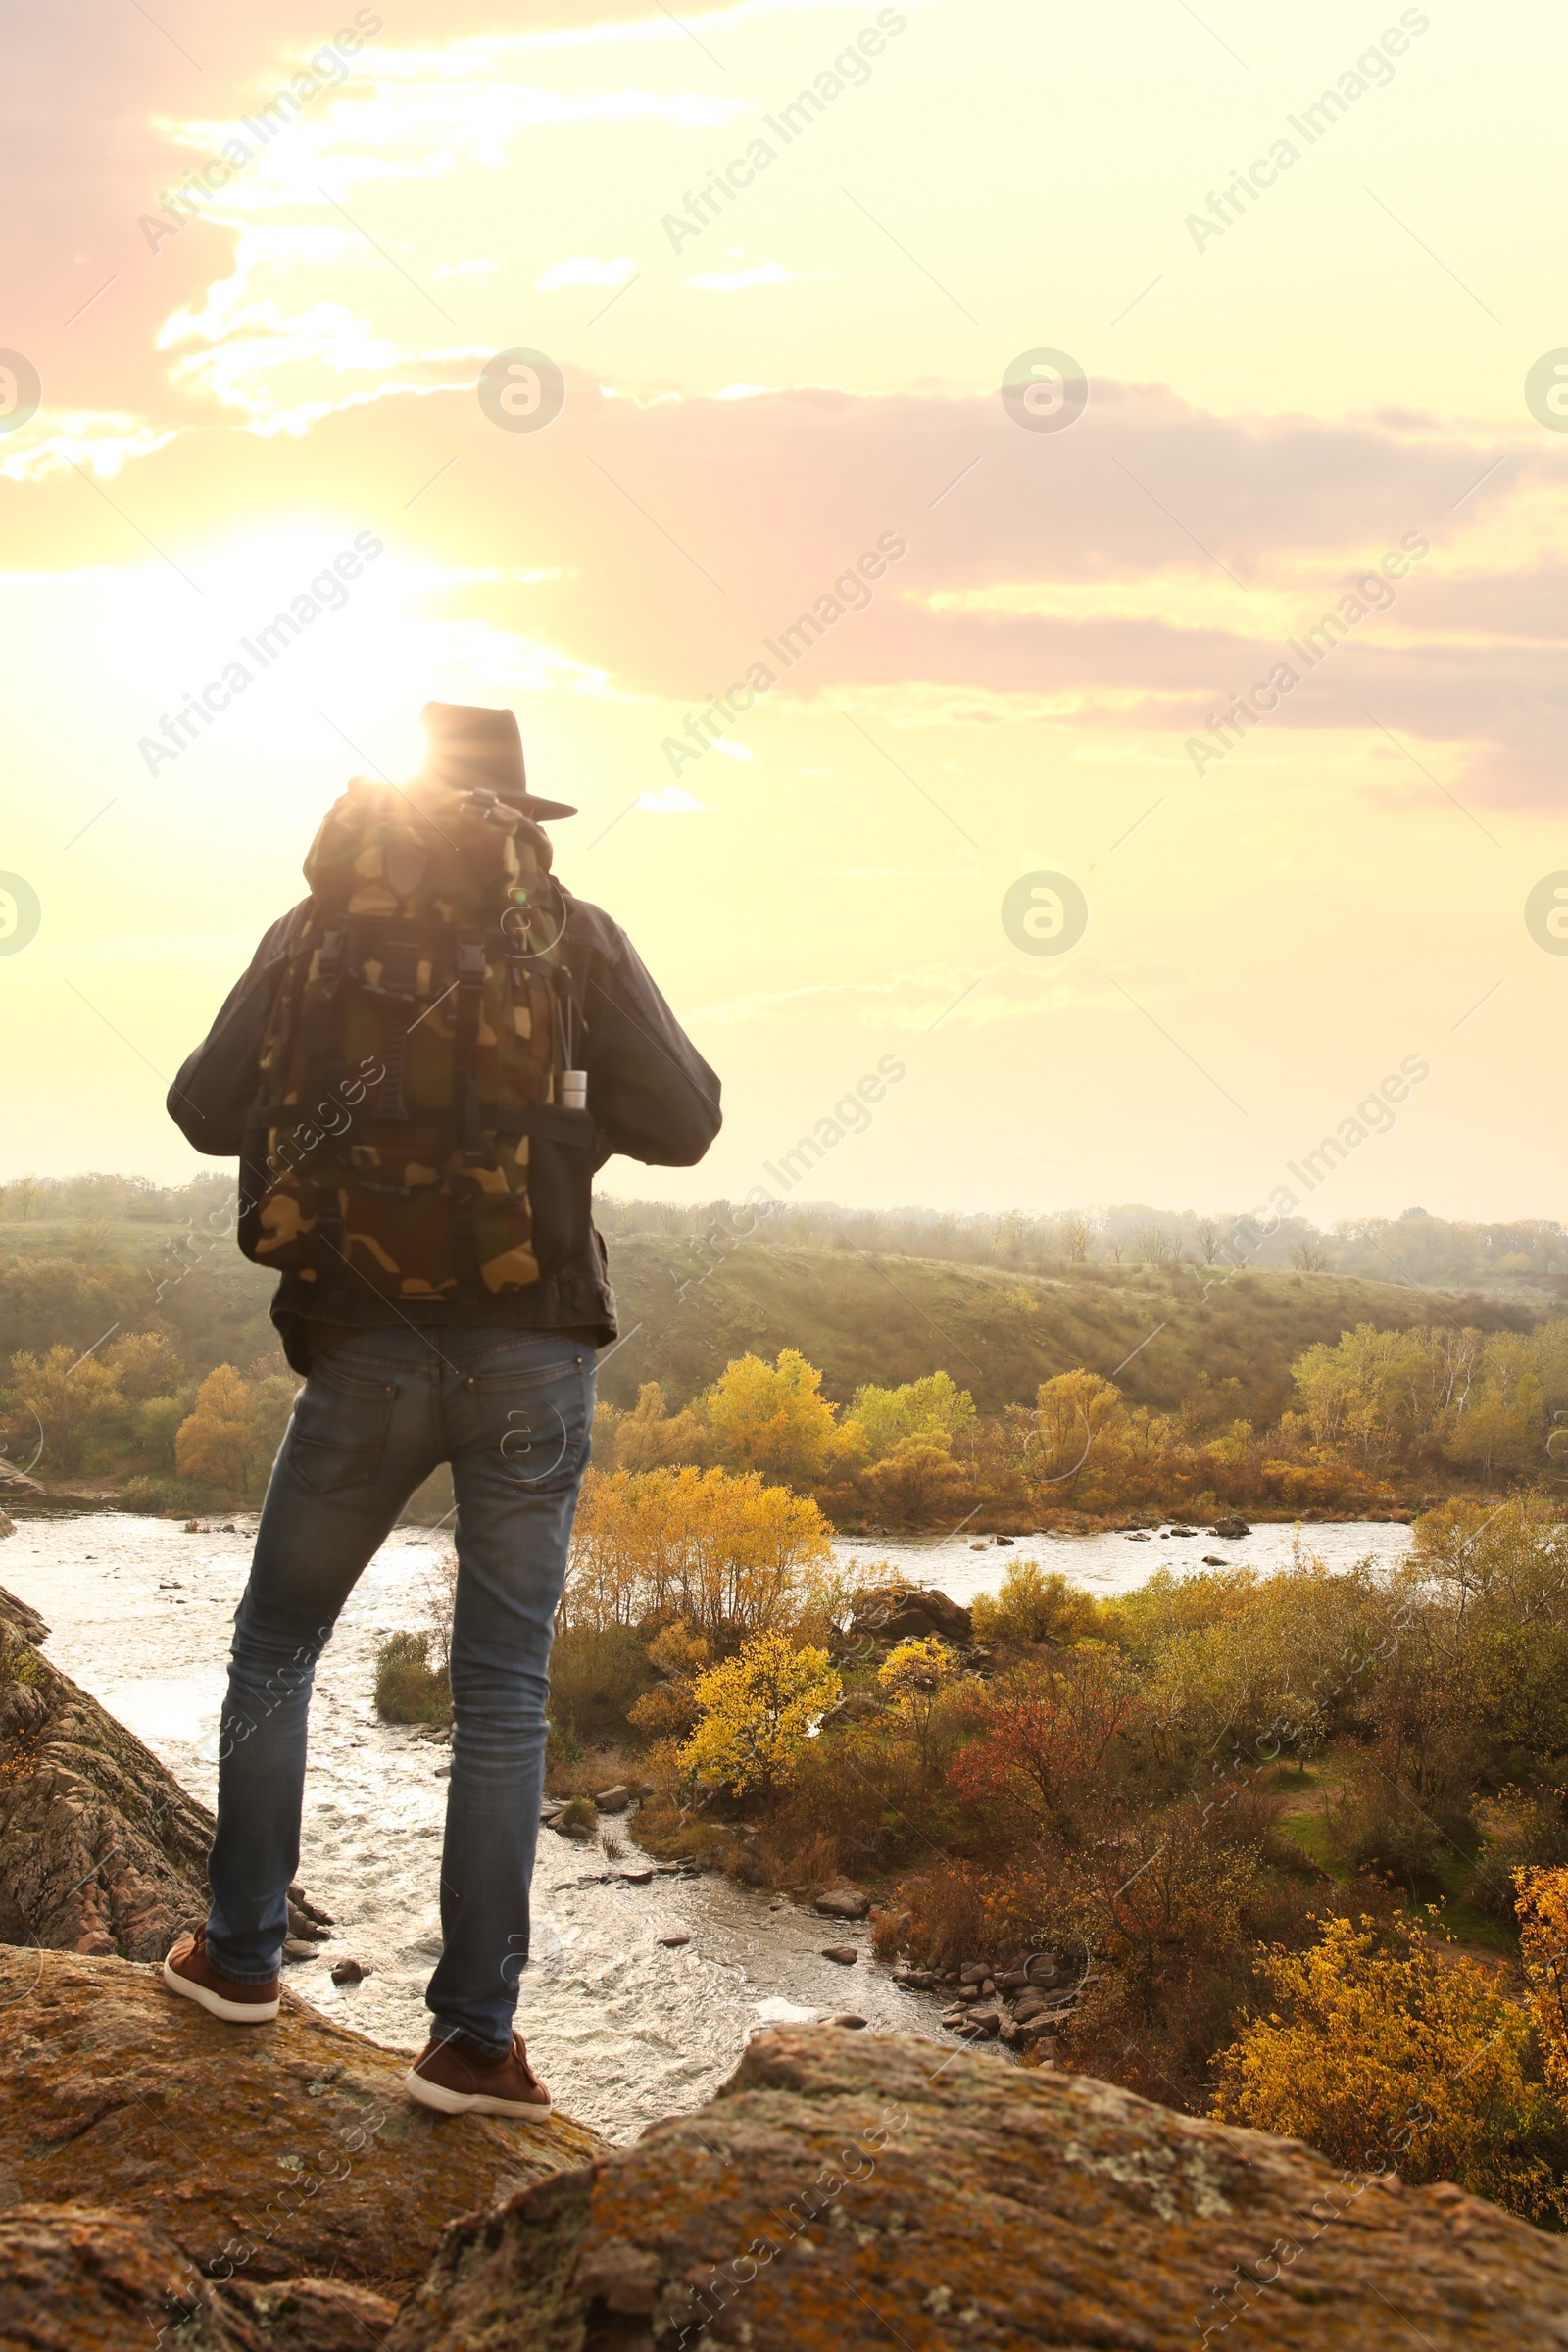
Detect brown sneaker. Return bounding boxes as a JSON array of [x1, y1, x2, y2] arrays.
[[404, 2030, 552, 2122], [162, 1923, 280, 2024]]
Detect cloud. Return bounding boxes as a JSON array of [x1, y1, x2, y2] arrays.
[[637, 784, 710, 811], [682, 956, 1194, 1032], [536, 255, 637, 290]]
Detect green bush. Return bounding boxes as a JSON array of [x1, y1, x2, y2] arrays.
[[374, 1630, 452, 1726], [121, 1475, 186, 1515], [548, 1621, 655, 1746], [971, 1559, 1102, 1647]]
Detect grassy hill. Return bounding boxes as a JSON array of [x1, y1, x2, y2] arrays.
[[597, 1239, 1531, 1421], [0, 1215, 1533, 1426]]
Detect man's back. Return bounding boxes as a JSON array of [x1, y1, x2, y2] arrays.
[[168, 702, 721, 1373]]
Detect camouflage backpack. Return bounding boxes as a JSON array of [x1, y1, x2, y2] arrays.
[[238, 772, 589, 1301]]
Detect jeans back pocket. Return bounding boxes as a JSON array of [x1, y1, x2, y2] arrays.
[[464, 1354, 589, 1493], [287, 1363, 397, 1494]]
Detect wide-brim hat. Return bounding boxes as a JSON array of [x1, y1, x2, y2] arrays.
[[419, 702, 577, 820]]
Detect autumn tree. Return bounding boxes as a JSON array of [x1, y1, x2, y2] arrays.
[[175, 1363, 297, 1501], [626, 1621, 712, 1741], [1019, 1370, 1124, 1499], [700, 1348, 840, 1487], [564, 1464, 834, 1642], [680, 1632, 842, 1793], [598, 1382, 707, 1474], [1211, 1913, 1568, 2224], [877, 1635, 959, 1785], [862, 1438, 972, 1527], [101, 1331, 183, 1401], [950, 1646, 1142, 1833], [845, 1370, 975, 1462], [2, 1344, 123, 1476], [971, 1560, 1102, 1649]]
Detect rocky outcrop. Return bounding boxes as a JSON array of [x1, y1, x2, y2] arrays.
[[846, 1584, 973, 1645], [0, 1949, 606, 2297], [387, 2025, 1568, 2351], [0, 2202, 254, 2351], [0, 1584, 217, 1960], [0, 2203, 401, 2352]]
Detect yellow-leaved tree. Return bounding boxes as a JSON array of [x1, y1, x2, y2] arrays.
[[700, 1348, 840, 1488], [877, 1634, 959, 1784], [175, 1364, 298, 1501], [3, 1344, 123, 1475], [1211, 1912, 1568, 2224], [1516, 1863, 1568, 2098], [679, 1631, 842, 1794], [564, 1463, 834, 1641]]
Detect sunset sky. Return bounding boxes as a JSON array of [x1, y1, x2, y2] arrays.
[[2, 0, 1564, 1225]]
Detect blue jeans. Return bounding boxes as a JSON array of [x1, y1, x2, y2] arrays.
[[204, 1324, 595, 2056]]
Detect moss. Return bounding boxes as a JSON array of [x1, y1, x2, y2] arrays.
[[0, 1642, 44, 1688]]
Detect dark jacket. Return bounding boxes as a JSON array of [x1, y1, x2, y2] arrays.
[[168, 885, 720, 1372]]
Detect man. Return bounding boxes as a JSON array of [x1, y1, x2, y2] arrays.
[[160, 703, 720, 2120]]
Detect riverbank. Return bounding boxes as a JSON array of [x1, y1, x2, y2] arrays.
[[0, 1513, 964, 2138]]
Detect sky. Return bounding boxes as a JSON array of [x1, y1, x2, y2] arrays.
[[1, 0, 1564, 1226]]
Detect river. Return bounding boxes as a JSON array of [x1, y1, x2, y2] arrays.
[[0, 1510, 1412, 2140]]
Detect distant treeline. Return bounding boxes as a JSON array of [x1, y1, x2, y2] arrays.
[[4, 1173, 1564, 1304], [595, 1195, 1568, 1298]]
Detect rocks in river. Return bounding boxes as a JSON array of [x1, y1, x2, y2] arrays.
[[282, 1936, 320, 1964], [1123, 1529, 1152, 1541], [593, 1784, 631, 1813], [0, 1947, 604, 2298], [330, 1957, 366, 1985], [657, 1932, 690, 1947], [825, 2013, 868, 2028], [1209, 1517, 1251, 1538], [814, 1887, 871, 1921], [821, 1946, 858, 1966], [0, 1513, 14, 1541], [617, 1866, 655, 1886], [1202, 1553, 1228, 1566]]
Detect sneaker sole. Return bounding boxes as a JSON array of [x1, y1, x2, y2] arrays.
[[162, 1957, 279, 2024], [402, 2066, 552, 2123]]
